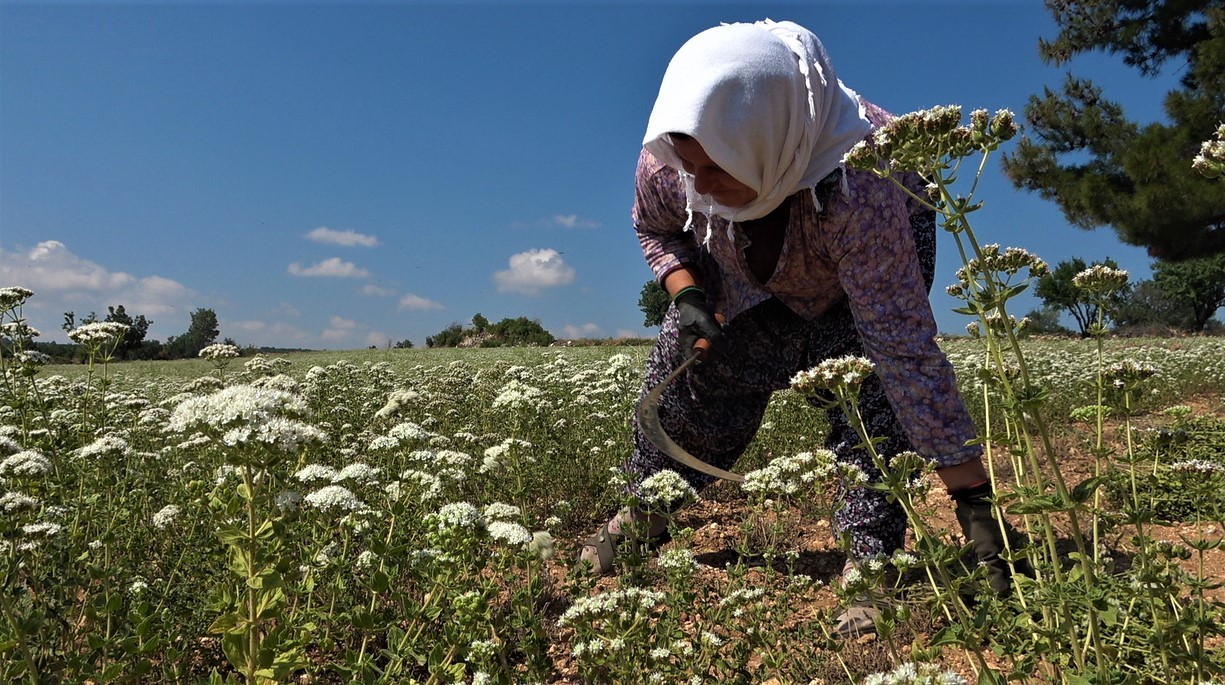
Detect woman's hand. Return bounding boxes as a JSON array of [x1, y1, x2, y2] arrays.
[[673, 286, 727, 358]]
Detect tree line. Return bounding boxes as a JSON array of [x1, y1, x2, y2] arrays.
[[1026, 254, 1225, 336], [38, 306, 226, 362], [423, 313, 555, 348]]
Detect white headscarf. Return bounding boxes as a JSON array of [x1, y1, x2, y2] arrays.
[[643, 19, 872, 226]]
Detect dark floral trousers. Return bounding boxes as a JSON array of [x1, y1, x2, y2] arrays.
[[626, 213, 937, 561]]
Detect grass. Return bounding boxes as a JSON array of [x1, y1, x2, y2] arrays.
[[2, 336, 1222, 683]]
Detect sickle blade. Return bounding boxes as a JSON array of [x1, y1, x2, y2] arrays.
[[634, 352, 745, 483]]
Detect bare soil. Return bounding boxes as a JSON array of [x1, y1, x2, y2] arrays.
[[550, 394, 1225, 684]]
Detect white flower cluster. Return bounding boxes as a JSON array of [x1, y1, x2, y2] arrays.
[[373, 389, 422, 421], [220, 417, 327, 453], [656, 547, 699, 573], [1103, 360, 1159, 386], [860, 662, 968, 685], [950, 245, 1048, 297], [1072, 264, 1130, 294], [483, 502, 520, 521], [432, 501, 483, 531], [304, 485, 365, 513], [557, 587, 667, 628], [198, 343, 241, 360], [637, 469, 697, 509], [68, 321, 129, 346], [791, 356, 875, 395], [527, 530, 555, 560], [14, 350, 50, 366], [1168, 459, 1225, 475], [491, 379, 546, 411], [295, 464, 338, 483], [0, 449, 52, 478], [152, 504, 182, 530], [1192, 123, 1225, 179], [741, 450, 837, 496], [22, 521, 63, 537], [334, 462, 382, 484], [77, 435, 132, 460], [0, 286, 34, 309], [0, 320, 41, 342], [385, 421, 439, 444], [168, 385, 322, 453], [487, 520, 532, 546]]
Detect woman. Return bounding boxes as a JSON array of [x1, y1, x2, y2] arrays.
[[579, 19, 1024, 636]]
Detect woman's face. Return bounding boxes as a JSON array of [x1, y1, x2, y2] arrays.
[[671, 136, 758, 208]]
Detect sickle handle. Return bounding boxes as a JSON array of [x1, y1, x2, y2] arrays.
[[691, 312, 726, 362]]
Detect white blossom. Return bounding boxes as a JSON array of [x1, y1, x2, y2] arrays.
[[304, 485, 365, 512], [152, 504, 182, 530], [0, 450, 52, 478]]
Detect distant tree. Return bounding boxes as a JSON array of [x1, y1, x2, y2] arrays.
[[471, 313, 489, 332], [1112, 279, 1197, 331], [1002, 1, 1225, 259], [426, 323, 465, 348], [488, 317, 555, 346], [1021, 305, 1074, 336], [1152, 253, 1225, 331], [393, 338, 414, 349], [638, 280, 670, 327], [104, 305, 152, 360], [167, 308, 220, 358], [1035, 257, 1125, 336], [62, 310, 98, 334]]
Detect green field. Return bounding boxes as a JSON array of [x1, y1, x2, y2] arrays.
[[2, 336, 1224, 684]]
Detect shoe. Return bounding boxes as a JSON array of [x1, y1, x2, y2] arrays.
[[575, 509, 669, 576], [831, 598, 884, 639]]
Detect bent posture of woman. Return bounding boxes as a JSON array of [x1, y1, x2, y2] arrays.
[[579, 19, 1026, 638]]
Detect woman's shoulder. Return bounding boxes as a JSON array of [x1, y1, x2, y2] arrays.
[[859, 98, 895, 130]]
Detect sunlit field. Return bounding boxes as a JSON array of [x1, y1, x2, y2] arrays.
[[2, 333, 1223, 684]]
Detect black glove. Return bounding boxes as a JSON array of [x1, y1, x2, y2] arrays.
[[952, 482, 1032, 596], [673, 286, 727, 358]]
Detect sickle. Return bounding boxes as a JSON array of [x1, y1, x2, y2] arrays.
[[634, 347, 745, 483]]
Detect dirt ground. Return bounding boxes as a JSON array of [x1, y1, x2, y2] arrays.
[[550, 394, 1225, 684]]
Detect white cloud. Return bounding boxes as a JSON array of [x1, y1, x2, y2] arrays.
[[232, 320, 267, 332], [492, 248, 576, 295], [229, 320, 311, 347], [551, 214, 600, 229], [562, 323, 602, 339], [321, 316, 359, 343], [362, 284, 395, 297], [328, 315, 357, 330], [0, 240, 195, 334], [304, 226, 379, 247], [287, 258, 369, 278], [398, 293, 443, 311]]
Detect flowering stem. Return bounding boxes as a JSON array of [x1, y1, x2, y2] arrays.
[[836, 387, 993, 677], [244, 464, 261, 683], [0, 576, 39, 685]]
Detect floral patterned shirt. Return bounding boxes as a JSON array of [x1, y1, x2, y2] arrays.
[[631, 101, 981, 466]]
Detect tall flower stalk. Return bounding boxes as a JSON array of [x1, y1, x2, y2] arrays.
[[845, 106, 1110, 679], [791, 357, 995, 680]]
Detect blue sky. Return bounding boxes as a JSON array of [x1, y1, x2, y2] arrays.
[[0, 0, 1184, 349]]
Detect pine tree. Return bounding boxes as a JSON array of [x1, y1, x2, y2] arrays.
[[1003, 1, 1225, 259]]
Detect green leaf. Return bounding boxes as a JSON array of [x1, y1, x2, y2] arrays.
[[208, 612, 247, 635], [1006, 493, 1066, 515], [1070, 475, 1107, 505], [928, 624, 967, 648], [370, 570, 390, 594]]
